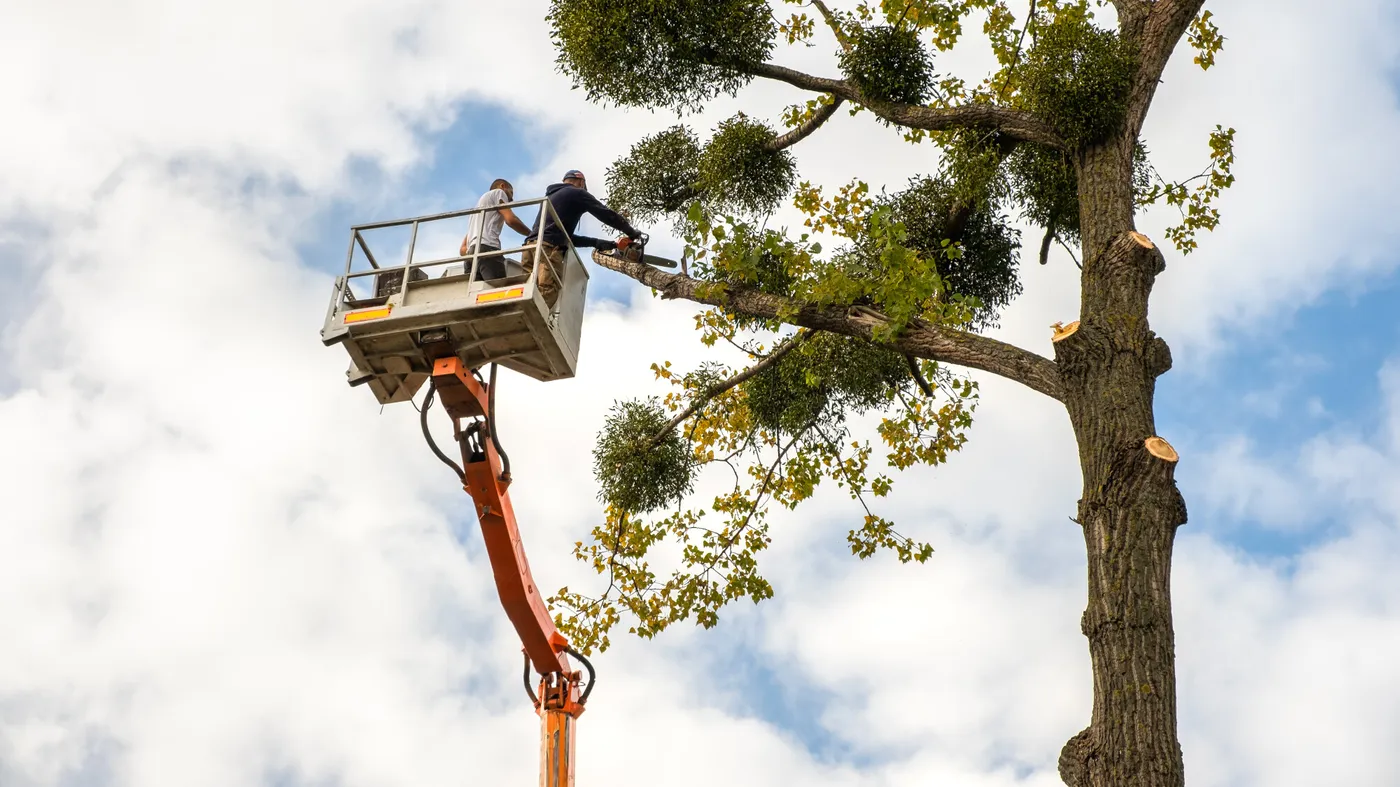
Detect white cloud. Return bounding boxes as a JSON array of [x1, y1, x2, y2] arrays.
[[1193, 435, 1318, 530], [1139, 0, 1400, 365], [4, 1, 1400, 786]]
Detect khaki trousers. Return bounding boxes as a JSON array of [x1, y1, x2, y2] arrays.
[[521, 241, 566, 309]]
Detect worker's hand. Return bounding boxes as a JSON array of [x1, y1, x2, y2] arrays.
[[594, 239, 618, 251], [627, 229, 643, 240]]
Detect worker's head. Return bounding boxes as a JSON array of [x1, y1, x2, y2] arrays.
[[562, 169, 587, 191], [490, 178, 514, 200]]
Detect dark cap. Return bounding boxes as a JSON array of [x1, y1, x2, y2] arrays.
[[562, 169, 586, 181]]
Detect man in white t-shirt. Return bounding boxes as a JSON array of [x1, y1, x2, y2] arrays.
[[460, 178, 533, 280]]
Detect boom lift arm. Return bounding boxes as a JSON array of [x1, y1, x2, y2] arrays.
[[425, 356, 593, 787]]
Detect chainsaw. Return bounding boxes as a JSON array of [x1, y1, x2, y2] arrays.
[[602, 233, 679, 269]]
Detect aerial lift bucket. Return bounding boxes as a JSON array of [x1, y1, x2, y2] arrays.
[[324, 199, 597, 786], [320, 198, 590, 405]]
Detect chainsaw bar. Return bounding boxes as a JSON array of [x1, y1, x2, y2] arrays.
[[599, 243, 678, 269], [637, 253, 678, 269]]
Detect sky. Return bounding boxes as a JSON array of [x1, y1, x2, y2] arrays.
[[2, 1, 1399, 786]]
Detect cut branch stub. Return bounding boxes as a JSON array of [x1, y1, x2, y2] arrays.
[[1147, 334, 1174, 378], [1052, 320, 1081, 342], [1144, 436, 1178, 463], [1128, 231, 1155, 249]]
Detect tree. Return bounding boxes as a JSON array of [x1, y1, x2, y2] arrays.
[[543, 2, 1234, 785]]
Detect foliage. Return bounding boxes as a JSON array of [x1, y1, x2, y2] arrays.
[[555, 341, 976, 653], [839, 24, 937, 106], [1020, 14, 1137, 147], [1008, 139, 1155, 248], [746, 333, 911, 434], [1006, 142, 1081, 243], [777, 10, 816, 46], [592, 399, 697, 513], [547, 0, 1238, 653], [547, 0, 775, 113], [604, 126, 702, 222], [781, 94, 839, 142], [697, 115, 797, 217], [874, 175, 1023, 330], [1188, 10, 1225, 71], [694, 185, 981, 340], [603, 115, 795, 222], [1138, 125, 1238, 254], [874, 0, 997, 52], [687, 219, 799, 298], [787, 153, 1019, 331]]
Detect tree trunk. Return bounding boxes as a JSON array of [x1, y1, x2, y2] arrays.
[[1054, 139, 1188, 787]]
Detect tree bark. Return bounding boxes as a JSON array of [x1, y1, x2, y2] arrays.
[[591, 250, 1065, 401], [1055, 141, 1187, 786]]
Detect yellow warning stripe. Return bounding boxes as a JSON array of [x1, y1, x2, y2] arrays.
[[475, 286, 525, 304], [344, 305, 392, 323]]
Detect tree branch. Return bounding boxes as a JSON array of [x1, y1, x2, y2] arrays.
[[649, 330, 814, 447], [905, 354, 934, 397], [1123, 0, 1208, 137], [766, 96, 845, 152], [745, 62, 1066, 149], [810, 0, 852, 51], [593, 250, 1064, 401], [997, 0, 1037, 101]]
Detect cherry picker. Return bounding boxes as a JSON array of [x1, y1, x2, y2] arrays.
[[319, 197, 656, 786]]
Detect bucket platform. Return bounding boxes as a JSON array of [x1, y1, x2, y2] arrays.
[[319, 198, 589, 405]]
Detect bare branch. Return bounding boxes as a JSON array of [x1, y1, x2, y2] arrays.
[[905, 353, 934, 397], [593, 251, 1065, 401], [1055, 235, 1082, 270], [649, 330, 814, 446], [745, 62, 1065, 149], [766, 96, 845, 151], [745, 60, 847, 94], [1123, 0, 1208, 136], [997, 0, 1037, 101], [810, 0, 852, 51]]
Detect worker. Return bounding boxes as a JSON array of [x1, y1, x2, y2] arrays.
[[523, 169, 642, 308], [461, 178, 534, 281]]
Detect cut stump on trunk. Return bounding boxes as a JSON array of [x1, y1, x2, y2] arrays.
[[1144, 436, 1178, 463], [1052, 321, 1081, 343]]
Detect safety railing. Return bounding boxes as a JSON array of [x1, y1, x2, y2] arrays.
[[336, 196, 577, 314]]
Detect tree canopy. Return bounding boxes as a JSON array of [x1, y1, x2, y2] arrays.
[[542, 3, 1233, 784], [549, 0, 1227, 648]]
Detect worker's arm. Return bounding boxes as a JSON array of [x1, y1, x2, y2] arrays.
[[580, 192, 641, 239], [569, 234, 617, 250], [499, 205, 533, 237]]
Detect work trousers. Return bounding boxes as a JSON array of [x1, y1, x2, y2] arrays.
[[521, 241, 566, 309], [467, 243, 508, 281]]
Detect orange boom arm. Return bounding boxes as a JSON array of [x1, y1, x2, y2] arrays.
[[433, 355, 569, 674], [430, 356, 587, 787]]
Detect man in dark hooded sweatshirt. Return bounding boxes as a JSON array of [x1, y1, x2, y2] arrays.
[[523, 169, 642, 308]]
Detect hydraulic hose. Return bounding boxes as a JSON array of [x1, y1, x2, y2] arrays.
[[487, 363, 512, 482], [522, 648, 598, 706], [566, 646, 597, 704], [420, 379, 465, 482]]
